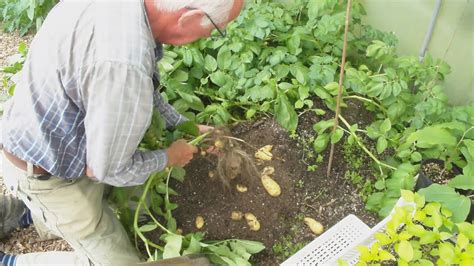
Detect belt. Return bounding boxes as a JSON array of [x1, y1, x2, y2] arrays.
[[3, 150, 51, 176]]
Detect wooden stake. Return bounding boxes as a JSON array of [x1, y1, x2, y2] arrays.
[[326, 0, 353, 177]]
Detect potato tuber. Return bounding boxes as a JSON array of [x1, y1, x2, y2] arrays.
[[304, 217, 324, 234], [244, 213, 261, 231]]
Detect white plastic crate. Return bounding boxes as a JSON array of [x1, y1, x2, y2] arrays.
[[280, 215, 371, 266], [281, 198, 414, 266]]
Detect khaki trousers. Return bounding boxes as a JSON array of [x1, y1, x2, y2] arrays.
[[2, 153, 141, 266]]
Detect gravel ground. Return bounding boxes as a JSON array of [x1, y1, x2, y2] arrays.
[[1, 29, 72, 255]]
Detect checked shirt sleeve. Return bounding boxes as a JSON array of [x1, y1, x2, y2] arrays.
[[82, 61, 168, 187], [153, 89, 188, 129]]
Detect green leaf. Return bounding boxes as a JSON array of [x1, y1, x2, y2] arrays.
[[183, 48, 193, 67], [230, 242, 252, 260], [397, 240, 414, 262], [313, 119, 335, 133], [375, 232, 392, 245], [313, 133, 330, 153], [139, 223, 158, 232], [324, 82, 339, 96], [406, 127, 457, 149], [438, 243, 455, 264], [172, 70, 188, 82], [176, 90, 205, 112], [170, 167, 186, 182], [217, 46, 232, 70], [411, 152, 422, 162], [274, 94, 298, 131], [210, 71, 228, 87], [418, 184, 471, 222], [379, 250, 395, 261], [163, 234, 183, 259], [331, 129, 344, 144], [457, 222, 474, 240], [234, 240, 265, 254], [246, 108, 257, 120], [376, 137, 388, 154], [204, 55, 218, 72], [419, 231, 438, 244], [448, 175, 474, 190], [401, 190, 415, 202], [380, 119, 392, 133], [176, 121, 199, 136], [308, 0, 324, 20], [245, 85, 275, 102], [183, 236, 202, 255], [457, 233, 469, 249]]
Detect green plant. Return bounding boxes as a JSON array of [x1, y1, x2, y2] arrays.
[[1, 42, 27, 97], [296, 179, 305, 189], [347, 191, 474, 266], [1, 0, 57, 35], [273, 235, 307, 262]]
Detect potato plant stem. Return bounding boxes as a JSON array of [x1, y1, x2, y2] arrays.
[[343, 95, 388, 114], [327, 0, 353, 177], [132, 132, 211, 256], [133, 173, 164, 256], [339, 115, 397, 174]]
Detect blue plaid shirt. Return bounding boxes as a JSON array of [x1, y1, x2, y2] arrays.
[[2, 0, 186, 186]]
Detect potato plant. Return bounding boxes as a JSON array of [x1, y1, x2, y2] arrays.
[[0, 0, 58, 35], [157, 0, 474, 220]]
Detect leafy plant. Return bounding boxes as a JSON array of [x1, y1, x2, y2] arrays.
[[1, 42, 27, 97], [0, 0, 57, 35], [352, 191, 474, 265]]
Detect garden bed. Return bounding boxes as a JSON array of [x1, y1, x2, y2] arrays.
[[148, 99, 379, 264]]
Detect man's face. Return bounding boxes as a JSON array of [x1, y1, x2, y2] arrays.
[[159, 0, 244, 45]]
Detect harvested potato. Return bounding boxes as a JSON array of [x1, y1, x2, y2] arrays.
[[231, 211, 243, 221], [304, 217, 324, 235], [244, 213, 261, 231], [262, 166, 275, 176], [200, 150, 207, 156], [261, 145, 273, 153], [255, 150, 272, 161], [261, 175, 281, 197], [214, 139, 225, 149], [255, 145, 273, 161], [195, 216, 205, 229], [208, 170, 216, 179], [236, 184, 248, 192]]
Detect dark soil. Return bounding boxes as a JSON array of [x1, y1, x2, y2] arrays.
[[152, 98, 381, 265], [421, 162, 455, 184]]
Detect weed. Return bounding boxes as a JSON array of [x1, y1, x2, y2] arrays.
[[295, 179, 305, 189]]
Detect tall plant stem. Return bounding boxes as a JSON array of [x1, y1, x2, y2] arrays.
[[327, 0, 353, 177]]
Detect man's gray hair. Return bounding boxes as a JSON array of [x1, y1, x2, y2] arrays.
[[153, 0, 235, 26]]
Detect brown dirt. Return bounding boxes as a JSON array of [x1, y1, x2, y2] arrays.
[[162, 99, 379, 265]]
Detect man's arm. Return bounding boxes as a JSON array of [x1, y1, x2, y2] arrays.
[[81, 61, 175, 186], [153, 89, 188, 129]]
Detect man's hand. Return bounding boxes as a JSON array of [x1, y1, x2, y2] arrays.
[[166, 139, 198, 167]]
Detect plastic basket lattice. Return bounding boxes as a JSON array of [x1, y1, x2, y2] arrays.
[[280, 215, 371, 265]]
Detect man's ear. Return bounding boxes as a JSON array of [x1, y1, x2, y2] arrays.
[[177, 8, 206, 29]]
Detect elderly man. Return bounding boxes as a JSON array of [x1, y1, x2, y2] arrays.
[[0, 0, 244, 265]]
